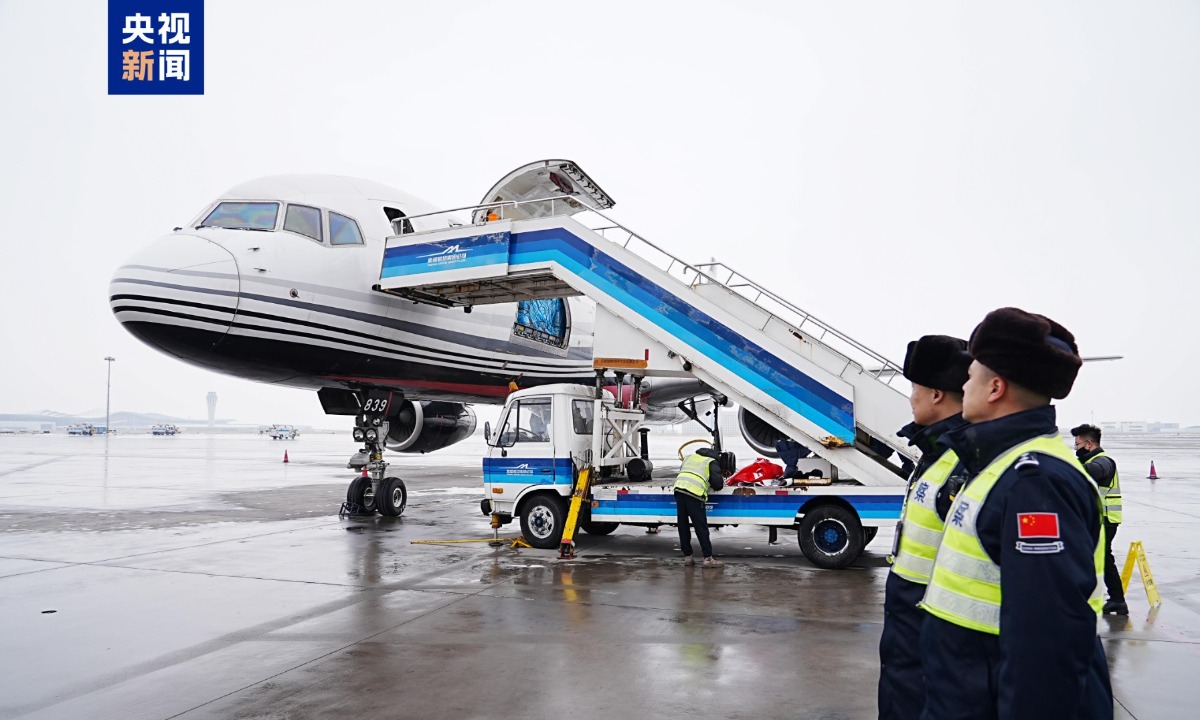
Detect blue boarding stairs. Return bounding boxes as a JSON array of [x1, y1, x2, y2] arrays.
[[376, 160, 913, 487]]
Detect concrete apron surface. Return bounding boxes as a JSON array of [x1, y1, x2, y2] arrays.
[[0, 433, 1197, 720]]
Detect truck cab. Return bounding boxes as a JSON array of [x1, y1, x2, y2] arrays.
[[483, 384, 611, 546]]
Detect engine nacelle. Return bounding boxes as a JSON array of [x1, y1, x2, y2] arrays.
[[738, 407, 786, 458], [385, 400, 477, 454]]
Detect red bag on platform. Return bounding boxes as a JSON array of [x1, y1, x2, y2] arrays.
[[727, 458, 785, 485]]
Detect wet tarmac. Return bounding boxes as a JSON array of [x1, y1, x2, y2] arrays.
[[0, 432, 1197, 719]]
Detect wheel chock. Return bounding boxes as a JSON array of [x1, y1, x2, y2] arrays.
[[339, 501, 369, 518]]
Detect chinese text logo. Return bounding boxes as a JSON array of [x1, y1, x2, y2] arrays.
[[109, 1, 204, 95]]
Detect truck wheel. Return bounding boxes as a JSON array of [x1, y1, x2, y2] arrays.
[[581, 508, 619, 536], [581, 519, 619, 536], [346, 476, 377, 515], [376, 477, 407, 517], [520, 495, 565, 549], [798, 504, 864, 569], [863, 526, 878, 546]]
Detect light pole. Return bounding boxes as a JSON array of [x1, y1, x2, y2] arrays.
[[104, 357, 115, 434]]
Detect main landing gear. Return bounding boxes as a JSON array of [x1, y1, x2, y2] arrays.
[[341, 410, 407, 518]]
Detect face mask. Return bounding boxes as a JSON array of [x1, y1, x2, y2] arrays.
[[1075, 447, 1089, 459]]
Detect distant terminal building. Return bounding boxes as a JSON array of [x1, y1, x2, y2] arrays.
[[1099, 421, 1182, 433], [0, 421, 54, 433], [0, 411, 238, 433]]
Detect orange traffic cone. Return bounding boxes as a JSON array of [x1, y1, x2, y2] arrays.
[[1148, 461, 1158, 479], [283, 450, 289, 463]]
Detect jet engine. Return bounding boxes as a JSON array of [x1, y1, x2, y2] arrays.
[[385, 400, 477, 453], [738, 407, 786, 458]]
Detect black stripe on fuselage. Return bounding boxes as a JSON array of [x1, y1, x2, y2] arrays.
[[116, 316, 594, 398], [111, 276, 590, 361], [111, 293, 585, 372]]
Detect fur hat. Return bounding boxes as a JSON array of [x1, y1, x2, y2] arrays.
[[968, 307, 1082, 399], [902, 335, 970, 392]]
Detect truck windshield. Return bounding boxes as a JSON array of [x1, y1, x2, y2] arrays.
[[495, 398, 552, 446]]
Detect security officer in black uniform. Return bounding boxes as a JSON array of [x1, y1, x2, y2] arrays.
[[1072, 423, 1127, 615], [878, 335, 971, 720], [919, 308, 1112, 720]]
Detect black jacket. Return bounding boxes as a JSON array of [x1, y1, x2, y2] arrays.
[[920, 406, 1111, 720], [1077, 446, 1118, 489], [681, 448, 724, 495]]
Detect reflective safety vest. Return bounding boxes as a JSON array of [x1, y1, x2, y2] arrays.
[[922, 436, 1105, 634], [890, 449, 959, 585], [674, 453, 712, 500], [1092, 451, 1122, 524]]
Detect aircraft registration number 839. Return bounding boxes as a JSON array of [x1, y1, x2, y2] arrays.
[[362, 398, 389, 413]]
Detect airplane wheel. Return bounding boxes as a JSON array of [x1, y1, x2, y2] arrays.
[[346, 476, 377, 515], [377, 477, 407, 517], [520, 495, 565, 549], [797, 504, 864, 569]]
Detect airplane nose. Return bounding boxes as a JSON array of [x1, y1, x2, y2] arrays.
[[110, 233, 241, 359]]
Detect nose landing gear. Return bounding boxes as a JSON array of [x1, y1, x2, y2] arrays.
[[340, 410, 407, 518]]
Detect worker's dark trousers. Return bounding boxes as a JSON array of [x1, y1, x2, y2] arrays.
[[675, 491, 713, 558], [878, 572, 927, 720], [1104, 522, 1125, 603]]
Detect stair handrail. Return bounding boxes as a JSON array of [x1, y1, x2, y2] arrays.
[[689, 261, 906, 386], [398, 196, 906, 390]]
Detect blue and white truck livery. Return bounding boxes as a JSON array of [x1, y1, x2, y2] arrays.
[[482, 383, 904, 569]]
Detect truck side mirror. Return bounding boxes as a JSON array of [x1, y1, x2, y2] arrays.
[[484, 421, 491, 443]]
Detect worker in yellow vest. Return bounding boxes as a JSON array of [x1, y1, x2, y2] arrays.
[[919, 308, 1111, 720], [674, 446, 726, 567], [877, 335, 970, 720], [1071, 422, 1126, 615]]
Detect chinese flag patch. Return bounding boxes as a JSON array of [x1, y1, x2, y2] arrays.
[[1017, 512, 1060, 538]]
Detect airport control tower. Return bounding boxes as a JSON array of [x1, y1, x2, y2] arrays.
[[207, 392, 217, 429]]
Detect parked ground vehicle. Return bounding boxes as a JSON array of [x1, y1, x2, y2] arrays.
[[481, 384, 902, 569], [265, 425, 299, 440]]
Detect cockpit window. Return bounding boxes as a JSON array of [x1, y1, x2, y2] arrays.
[[200, 202, 279, 230], [284, 204, 322, 242], [329, 212, 364, 245]]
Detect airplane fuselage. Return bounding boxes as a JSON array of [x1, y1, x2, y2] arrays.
[[111, 176, 599, 406]]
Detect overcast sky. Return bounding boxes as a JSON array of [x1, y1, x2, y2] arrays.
[[1, 1, 1198, 431]]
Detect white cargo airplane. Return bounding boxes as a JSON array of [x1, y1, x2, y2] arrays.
[[110, 161, 735, 513]]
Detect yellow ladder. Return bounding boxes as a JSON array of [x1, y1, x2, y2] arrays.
[[558, 468, 593, 559], [1120, 540, 1163, 608]]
